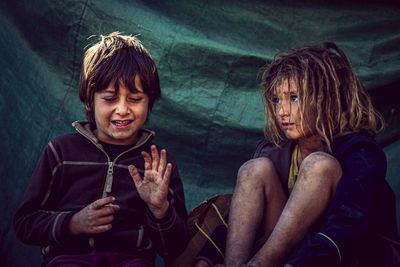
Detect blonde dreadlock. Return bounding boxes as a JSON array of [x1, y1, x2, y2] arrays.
[[261, 42, 384, 151]]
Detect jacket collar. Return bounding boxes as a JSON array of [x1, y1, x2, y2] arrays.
[[72, 120, 155, 150]]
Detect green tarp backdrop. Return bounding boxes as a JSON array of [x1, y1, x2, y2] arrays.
[[1, 1, 399, 266]]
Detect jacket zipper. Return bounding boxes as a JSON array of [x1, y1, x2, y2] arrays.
[[74, 122, 154, 198], [103, 161, 114, 197]]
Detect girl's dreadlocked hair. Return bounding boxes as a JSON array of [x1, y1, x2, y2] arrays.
[[261, 42, 384, 151]]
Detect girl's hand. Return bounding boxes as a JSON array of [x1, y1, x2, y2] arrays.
[[128, 145, 172, 219], [69, 196, 120, 235]]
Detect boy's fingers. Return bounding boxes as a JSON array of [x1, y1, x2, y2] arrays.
[[142, 151, 152, 171], [90, 202, 117, 221], [158, 149, 167, 175], [91, 196, 115, 210], [91, 224, 112, 234], [129, 165, 142, 187], [151, 145, 159, 171], [128, 165, 138, 177], [96, 214, 114, 225], [163, 163, 172, 187], [96, 205, 119, 217], [106, 204, 120, 211]]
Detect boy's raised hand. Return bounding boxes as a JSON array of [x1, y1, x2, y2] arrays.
[[69, 196, 120, 235], [128, 145, 172, 219]]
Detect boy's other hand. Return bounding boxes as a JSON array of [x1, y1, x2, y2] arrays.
[[128, 145, 171, 219], [194, 260, 212, 267], [69, 196, 120, 235]]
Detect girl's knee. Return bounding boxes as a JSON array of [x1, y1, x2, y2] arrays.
[[237, 158, 279, 186], [300, 152, 342, 184]]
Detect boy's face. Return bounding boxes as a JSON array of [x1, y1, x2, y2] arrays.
[[272, 79, 306, 140], [93, 76, 149, 145]]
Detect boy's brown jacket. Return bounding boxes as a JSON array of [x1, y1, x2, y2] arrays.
[[13, 121, 188, 264]]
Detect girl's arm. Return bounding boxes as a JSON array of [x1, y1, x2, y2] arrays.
[[287, 139, 396, 266]]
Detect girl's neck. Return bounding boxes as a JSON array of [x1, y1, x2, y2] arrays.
[[297, 135, 324, 163]]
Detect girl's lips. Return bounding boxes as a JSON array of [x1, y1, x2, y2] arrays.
[[281, 123, 294, 130]]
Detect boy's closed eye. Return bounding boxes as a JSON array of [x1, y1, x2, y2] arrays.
[[102, 95, 117, 102], [100, 93, 145, 103], [128, 96, 144, 103], [99, 89, 117, 102]]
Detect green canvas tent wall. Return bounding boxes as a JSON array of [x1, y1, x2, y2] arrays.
[[1, 1, 399, 266]]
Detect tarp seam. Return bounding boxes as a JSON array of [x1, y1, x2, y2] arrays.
[[45, 0, 90, 143]]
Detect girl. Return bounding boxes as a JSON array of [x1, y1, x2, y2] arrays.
[[224, 42, 398, 267]]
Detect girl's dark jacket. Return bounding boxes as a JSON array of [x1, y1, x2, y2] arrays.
[[254, 132, 398, 267], [13, 121, 188, 265]]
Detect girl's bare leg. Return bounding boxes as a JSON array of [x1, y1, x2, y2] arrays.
[[248, 152, 342, 267], [225, 158, 287, 267]]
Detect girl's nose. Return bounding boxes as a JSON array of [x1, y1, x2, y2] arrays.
[[277, 102, 289, 117]]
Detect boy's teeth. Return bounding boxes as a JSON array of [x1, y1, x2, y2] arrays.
[[114, 120, 130, 126]]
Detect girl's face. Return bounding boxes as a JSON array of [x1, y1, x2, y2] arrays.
[[272, 79, 307, 140]]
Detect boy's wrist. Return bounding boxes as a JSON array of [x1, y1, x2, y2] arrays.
[[148, 201, 170, 219], [68, 212, 80, 235]]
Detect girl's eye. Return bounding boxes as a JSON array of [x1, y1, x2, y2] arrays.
[[290, 95, 299, 102], [271, 97, 281, 105]]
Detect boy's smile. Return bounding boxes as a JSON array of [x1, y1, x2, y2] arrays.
[[112, 119, 133, 128], [93, 76, 149, 145]]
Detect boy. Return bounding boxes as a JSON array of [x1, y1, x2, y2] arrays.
[[14, 32, 188, 267]]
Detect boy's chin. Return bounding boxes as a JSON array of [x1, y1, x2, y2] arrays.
[[104, 131, 138, 145]]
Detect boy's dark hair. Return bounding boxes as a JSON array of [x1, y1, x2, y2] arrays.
[[261, 42, 384, 150], [79, 32, 161, 124]]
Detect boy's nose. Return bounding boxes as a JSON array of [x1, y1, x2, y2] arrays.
[[115, 100, 130, 115]]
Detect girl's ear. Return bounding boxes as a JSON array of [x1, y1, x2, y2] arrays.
[[85, 104, 92, 111]]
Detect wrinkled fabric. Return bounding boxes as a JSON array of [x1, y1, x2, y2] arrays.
[[254, 133, 397, 266], [1, 1, 400, 266]]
